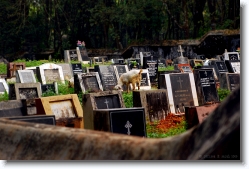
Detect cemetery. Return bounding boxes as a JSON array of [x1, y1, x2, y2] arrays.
[[0, 0, 242, 161], [0, 42, 240, 160]]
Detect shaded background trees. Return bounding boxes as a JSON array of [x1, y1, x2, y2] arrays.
[[0, 0, 240, 60]]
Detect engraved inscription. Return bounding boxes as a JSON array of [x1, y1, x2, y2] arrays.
[[44, 69, 60, 83]]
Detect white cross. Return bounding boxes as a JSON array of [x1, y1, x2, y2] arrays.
[[125, 121, 132, 135], [177, 45, 185, 58], [104, 99, 109, 109], [177, 77, 183, 89], [220, 63, 223, 69], [204, 71, 207, 76]]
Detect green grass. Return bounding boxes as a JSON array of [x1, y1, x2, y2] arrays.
[[122, 92, 133, 108], [0, 91, 9, 101], [0, 63, 7, 74], [158, 66, 174, 71], [218, 88, 231, 101]]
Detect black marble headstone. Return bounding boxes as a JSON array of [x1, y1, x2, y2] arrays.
[[194, 69, 219, 105], [0, 100, 26, 117], [94, 65, 117, 91], [210, 61, 228, 78], [93, 108, 146, 137], [71, 63, 83, 75], [169, 73, 195, 113], [140, 73, 149, 87], [41, 84, 56, 94], [116, 65, 127, 77], [8, 115, 56, 125], [220, 73, 240, 91], [94, 95, 121, 109], [79, 48, 90, 61], [82, 76, 101, 92], [143, 56, 158, 83]]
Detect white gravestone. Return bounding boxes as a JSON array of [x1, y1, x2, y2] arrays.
[[16, 70, 36, 83]]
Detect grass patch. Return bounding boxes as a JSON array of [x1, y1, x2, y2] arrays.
[[0, 91, 9, 101], [122, 92, 133, 108], [218, 88, 231, 101]]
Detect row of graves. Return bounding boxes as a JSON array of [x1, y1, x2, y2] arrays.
[[0, 45, 240, 138]]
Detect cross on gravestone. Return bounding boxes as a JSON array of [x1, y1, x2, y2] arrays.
[[220, 63, 223, 69], [104, 99, 109, 109], [204, 71, 207, 76], [177, 77, 183, 89], [124, 121, 132, 135], [177, 45, 185, 57]]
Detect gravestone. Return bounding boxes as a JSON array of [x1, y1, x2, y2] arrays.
[[200, 65, 219, 81], [64, 49, 81, 63], [82, 90, 125, 129], [7, 62, 26, 78], [25, 66, 37, 75], [163, 73, 199, 114], [7, 115, 56, 126], [157, 70, 181, 89], [94, 65, 117, 91], [16, 70, 36, 83], [142, 55, 158, 83], [173, 45, 189, 64], [113, 65, 131, 91], [185, 103, 220, 129], [219, 73, 240, 91], [222, 49, 240, 61], [225, 60, 240, 73], [139, 69, 151, 90], [76, 47, 90, 63], [35, 94, 83, 128], [9, 83, 42, 100], [0, 100, 26, 117], [0, 78, 9, 94], [194, 69, 219, 105], [113, 59, 125, 65], [210, 60, 228, 78], [93, 108, 146, 137], [157, 59, 167, 70], [133, 89, 170, 123], [57, 63, 74, 80], [139, 52, 152, 66], [177, 64, 193, 73], [74, 72, 103, 93], [71, 63, 83, 75], [36, 63, 65, 85], [41, 82, 58, 94]]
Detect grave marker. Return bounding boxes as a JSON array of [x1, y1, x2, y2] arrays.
[[16, 70, 36, 83], [142, 55, 158, 83], [35, 94, 83, 128], [157, 59, 167, 70], [76, 47, 90, 64], [7, 115, 56, 126], [173, 45, 189, 64], [64, 49, 81, 63], [36, 63, 65, 85], [74, 72, 103, 93], [82, 90, 125, 129], [94, 65, 117, 91], [139, 69, 151, 90], [7, 62, 26, 78], [219, 73, 240, 91], [225, 60, 240, 73], [194, 69, 219, 105], [71, 63, 83, 75], [0, 100, 26, 117], [0, 78, 9, 94], [222, 49, 240, 61], [177, 63, 193, 73], [41, 82, 58, 94], [163, 73, 198, 114], [93, 108, 146, 137], [210, 60, 228, 78], [9, 83, 42, 100], [133, 89, 170, 123], [57, 63, 74, 80]]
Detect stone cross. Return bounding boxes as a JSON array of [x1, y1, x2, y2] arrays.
[[177, 45, 185, 58], [104, 99, 109, 109], [125, 121, 132, 135], [177, 77, 183, 89]]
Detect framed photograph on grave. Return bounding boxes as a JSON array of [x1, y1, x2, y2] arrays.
[[16, 70, 36, 83], [7, 115, 56, 126], [37, 63, 65, 85], [35, 94, 83, 128], [164, 73, 199, 114], [0, 78, 9, 94], [178, 64, 193, 73], [93, 108, 147, 137], [9, 83, 42, 100], [74, 72, 103, 93], [139, 69, 151, 90]]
